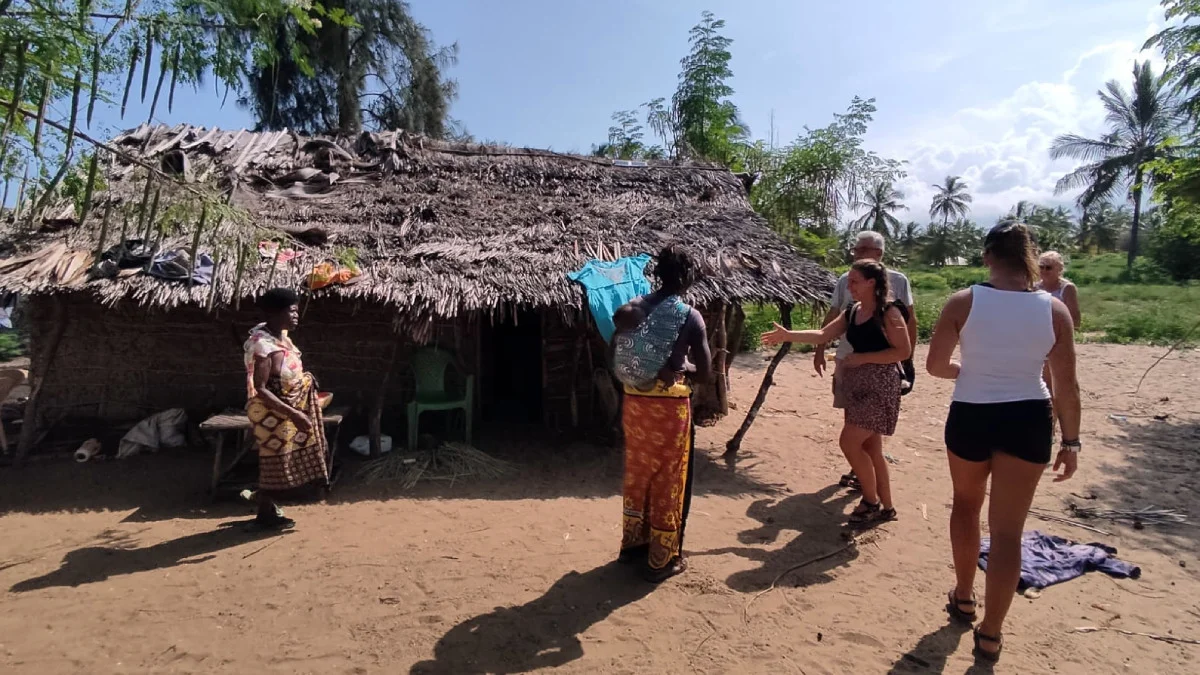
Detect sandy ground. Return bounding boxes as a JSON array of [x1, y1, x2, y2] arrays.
[[0, 344, 1198, 675]]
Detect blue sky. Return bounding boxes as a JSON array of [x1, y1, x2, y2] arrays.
[[86, 0, 1167, 226]]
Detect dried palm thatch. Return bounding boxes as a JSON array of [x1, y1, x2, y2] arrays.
[[0, 124, 834, 335], [356, 442, 512, 488]]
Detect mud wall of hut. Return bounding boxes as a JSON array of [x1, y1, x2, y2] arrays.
[[27, 294, 475, 442], [26, 294, 737, 447]]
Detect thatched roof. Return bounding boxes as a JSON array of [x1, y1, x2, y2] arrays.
[[0, 124, 833, 327]]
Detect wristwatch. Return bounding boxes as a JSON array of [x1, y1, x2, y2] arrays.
[[1060, 439, 1082, 453]]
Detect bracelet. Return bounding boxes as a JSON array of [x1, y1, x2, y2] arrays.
[[1060, 439, 1082, 452]]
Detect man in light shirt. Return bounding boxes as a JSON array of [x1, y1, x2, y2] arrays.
[[814, 231, 917, 485]]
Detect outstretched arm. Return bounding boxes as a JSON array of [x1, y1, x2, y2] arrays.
[[762, 311, 848, 348]]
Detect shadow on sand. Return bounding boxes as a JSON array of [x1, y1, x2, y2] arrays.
[[693, 484, 861, 592], [9, 521, 289, 592], [886, 620, 991, 674], [409, 561, 655, 674], [0, 440, 786, 522]]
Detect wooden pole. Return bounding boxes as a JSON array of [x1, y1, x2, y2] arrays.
[[714, 300, 729, 416], [15, 296, 68, 465], [370, 341, 399, 458], [724, 302, 793, 462]]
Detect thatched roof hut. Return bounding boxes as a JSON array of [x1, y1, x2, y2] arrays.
[[0, 124, 834, 456]]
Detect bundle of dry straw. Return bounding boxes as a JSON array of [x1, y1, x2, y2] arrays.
[[357, 442, 511, 489]]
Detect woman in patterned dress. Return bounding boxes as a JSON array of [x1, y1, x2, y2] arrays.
[[612, 245, 712, 583], [244, 288, 329, 530], [762, 260, 910, 526]]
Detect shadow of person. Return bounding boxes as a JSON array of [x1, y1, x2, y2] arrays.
[[10, 521, 288, 593], [692, 484, 860, 592], [409, 562, 654, 674], [886, 620, 976, 674]]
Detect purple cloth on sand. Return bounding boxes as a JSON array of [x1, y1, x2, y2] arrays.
[[979, 530, 1141, 590]]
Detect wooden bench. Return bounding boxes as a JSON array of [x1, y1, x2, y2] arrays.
[[200, 407, 347, 498]]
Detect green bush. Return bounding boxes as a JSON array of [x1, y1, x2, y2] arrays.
[[740, 304, 817, 352], [0, 332, 26, 361], [908, 272, 950, 290], [1148, 206, 1200, 281]]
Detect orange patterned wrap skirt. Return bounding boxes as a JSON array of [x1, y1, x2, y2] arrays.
[[620, 381, 695, 571]]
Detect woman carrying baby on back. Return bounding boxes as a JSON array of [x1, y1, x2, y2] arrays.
[[609, 244, 712, 583]]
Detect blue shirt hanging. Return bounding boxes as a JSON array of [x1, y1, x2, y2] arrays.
[[568, 254, 652, 342]]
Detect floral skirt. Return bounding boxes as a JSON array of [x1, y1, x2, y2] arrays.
[[840, 362, 901, 436]]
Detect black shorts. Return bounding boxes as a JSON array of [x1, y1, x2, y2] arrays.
[[945, 399, 1054, 465]]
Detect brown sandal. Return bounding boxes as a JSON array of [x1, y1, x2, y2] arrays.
[[973, 628, 1002, 662], [947, 590, 977, 623]]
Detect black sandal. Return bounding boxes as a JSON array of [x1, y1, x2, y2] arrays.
[[848, 499, 880, 524], [644, 557, 688, 584], [838, 473, 861, 490], [250, 511, 296, 531], [947, 590, 978, 623], [973, 628, 1002, 661]]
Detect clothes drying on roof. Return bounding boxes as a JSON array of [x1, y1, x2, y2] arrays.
[[568, 254, 652, 343], [148, 249, 215, 284], [979, 530, 1141, 590]]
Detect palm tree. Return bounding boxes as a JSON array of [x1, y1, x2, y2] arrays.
[[1050, 61, 1182, 270], [1077, 202, 1129, 253], [999, 200, 1038, 225], [851, 180, 907, 234], [929, 176, 973, 226]]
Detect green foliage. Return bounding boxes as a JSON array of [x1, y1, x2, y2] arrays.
[[594, 110, 661, 160], [1077, 282, 1200, 344], [929, 175, 972, 226], [907, 272, 950, 290], [1147, 203, 1200, 279], [0, 329, 25, 361], [920, 219, 982, 267], [753, 97, 904, 239], [1050, 61, 1182, 270], [239, 0, 460, 136], [1145, 0, 1200, 122], [850, 179, 906, 234]]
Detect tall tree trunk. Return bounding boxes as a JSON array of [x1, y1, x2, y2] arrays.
[[1127, 168, 1144, 272], [335, 22, 360, 135]]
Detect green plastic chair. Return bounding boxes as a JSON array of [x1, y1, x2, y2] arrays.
[[407, 348, 474, 450]]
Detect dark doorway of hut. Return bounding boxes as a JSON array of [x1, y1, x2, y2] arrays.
[[481, 308, 543, 426]]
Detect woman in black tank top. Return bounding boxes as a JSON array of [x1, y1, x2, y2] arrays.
[[762, 260, 911, 527]]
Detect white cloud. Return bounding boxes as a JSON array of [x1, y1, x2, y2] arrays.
[[877, 21, 1166, 227]]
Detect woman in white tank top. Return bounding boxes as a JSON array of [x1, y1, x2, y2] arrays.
[[925, 223, 1083, 662]]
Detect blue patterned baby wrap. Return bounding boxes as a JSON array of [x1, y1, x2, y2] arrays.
[[613, 296, 690, 390]]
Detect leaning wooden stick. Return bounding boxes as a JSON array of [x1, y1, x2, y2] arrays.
[[724, 302, 793, 460]]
